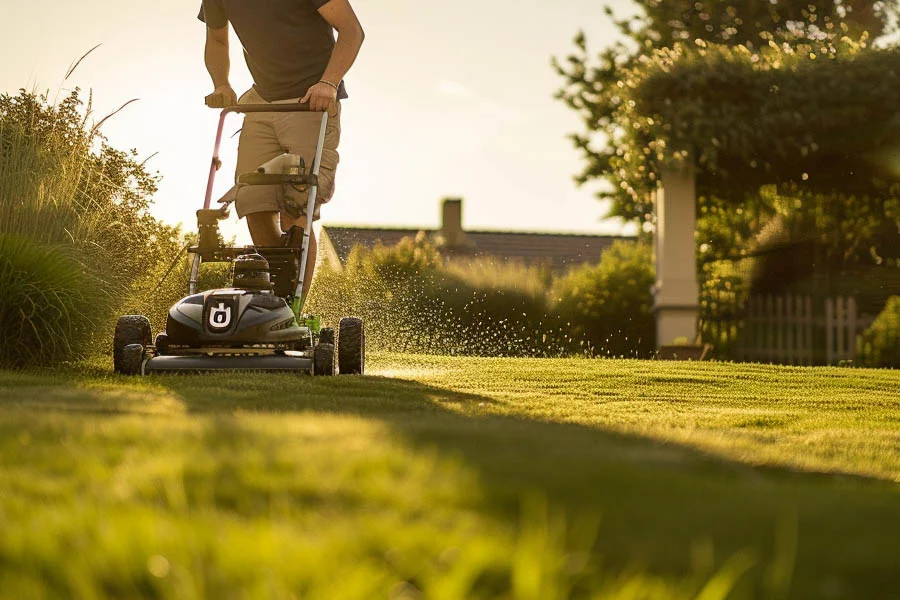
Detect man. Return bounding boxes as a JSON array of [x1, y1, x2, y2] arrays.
[[198, 0, 364, 299]]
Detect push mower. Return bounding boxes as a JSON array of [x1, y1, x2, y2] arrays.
[[112, 103, 364, 376]]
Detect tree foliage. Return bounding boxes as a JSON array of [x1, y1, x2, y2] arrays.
[[554, 1, 900, 277], [553, 1, 900, 222]]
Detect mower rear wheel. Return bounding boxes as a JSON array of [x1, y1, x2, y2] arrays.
[[318, 327, 335, 346], [114, 315, 151, 374], [154, 332, 170, 355], [337, 317, 364, 375], [314, 343, 335, 376], [120, 344, 145, 376]]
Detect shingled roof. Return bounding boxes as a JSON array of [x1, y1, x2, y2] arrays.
[[320, 199, 632, 274]]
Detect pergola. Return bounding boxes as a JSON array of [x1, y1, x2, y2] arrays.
[[633, 45, 900, 347]]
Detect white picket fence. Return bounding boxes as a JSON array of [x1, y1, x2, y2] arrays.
[[737, 295, 872, 365]]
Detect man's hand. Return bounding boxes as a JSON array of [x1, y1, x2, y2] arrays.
[[301, 81, 338, 113], [205, 84, 237, 108]]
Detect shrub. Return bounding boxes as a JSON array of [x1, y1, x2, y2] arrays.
[[857, 296, 900, 369], [307, 234, 573, 357], [0, 89, 184, 365], [698, 258, 751, 358], [0, 235, 102, 367], [309, 235, 660, 358], [444, 257, 551, 300], [550, 240, 655, 357]]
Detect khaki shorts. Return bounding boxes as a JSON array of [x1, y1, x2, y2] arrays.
[[232, 86, 341, 220]]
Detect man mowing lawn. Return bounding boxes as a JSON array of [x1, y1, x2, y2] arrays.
[[198, 0, 364, 295]]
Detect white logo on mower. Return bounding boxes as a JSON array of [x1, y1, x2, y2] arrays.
[[209, 302, 232, 330]]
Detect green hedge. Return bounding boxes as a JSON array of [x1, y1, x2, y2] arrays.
[[550, 240, 656, 358], [858, 296, 900, 369], [307, 235, 655, 358], [307, 235, 557, 356]]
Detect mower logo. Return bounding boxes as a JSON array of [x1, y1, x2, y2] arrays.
[[208, 301, 232, 331]]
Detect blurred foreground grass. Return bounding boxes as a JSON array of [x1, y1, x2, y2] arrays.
[[2, 354, 900, 598]]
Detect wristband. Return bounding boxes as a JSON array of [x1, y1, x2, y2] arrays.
[[319, 79, 339, 92]]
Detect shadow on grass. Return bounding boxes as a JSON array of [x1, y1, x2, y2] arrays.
[[14, 365, 900, 597], [125, 370, 900, 598]]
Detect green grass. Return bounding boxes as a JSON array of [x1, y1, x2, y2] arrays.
[[2, 355, 900, 598]]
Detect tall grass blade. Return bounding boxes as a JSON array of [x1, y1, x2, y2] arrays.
[[64, 44, 102, 80], [91, 98, 139, 134]]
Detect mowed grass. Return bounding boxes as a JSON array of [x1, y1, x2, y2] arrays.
[[1, 355, 900, 598]]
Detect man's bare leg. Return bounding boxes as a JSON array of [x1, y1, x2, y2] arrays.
[[247, 211, 282, 247], [283, 214, 317, 300], [246, 210, 317, 302]]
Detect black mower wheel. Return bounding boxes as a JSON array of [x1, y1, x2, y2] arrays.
[[318, 327, 335, 346], [337, 317, 364, 375], [119, 344, 145, 376], [154, 332, 170, 355], [314, 343, 335, 376], [114, 315, 151, 374]]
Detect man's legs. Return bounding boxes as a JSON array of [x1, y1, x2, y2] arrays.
[[234, 90, 341, 303], [246, 211, 281, 247], [234, 89, 284, 244], [273, 102, 341, 302]]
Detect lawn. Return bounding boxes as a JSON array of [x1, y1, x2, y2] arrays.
[[1, 354, 899, 599]]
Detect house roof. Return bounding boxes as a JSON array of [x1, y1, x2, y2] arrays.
[[320, 225, 630, 272]]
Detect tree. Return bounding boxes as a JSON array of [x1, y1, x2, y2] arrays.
[[553, 1, 900, 270], [553, 0, 896, 224]]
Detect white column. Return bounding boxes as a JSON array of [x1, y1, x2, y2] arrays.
[[653, 163, 699, 346]]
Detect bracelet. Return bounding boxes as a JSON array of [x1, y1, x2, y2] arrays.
[[319, 79, 339, 91]]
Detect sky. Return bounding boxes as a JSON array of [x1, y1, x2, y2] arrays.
[[0, 0, 638, 243]]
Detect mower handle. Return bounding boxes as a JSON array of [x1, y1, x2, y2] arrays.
[[196, 101, 330, 302], [218, 102, 326, 115], [204, 103, 327, 211]]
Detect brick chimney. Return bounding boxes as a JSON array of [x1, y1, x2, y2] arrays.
[[440, 197, 470, 249]]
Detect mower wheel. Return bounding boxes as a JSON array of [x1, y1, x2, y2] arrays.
[[314, 343, 335, 376], [119, 344, 145, 376], [337, 317, 364, 375], [318, 327, 335, 346], [154, 332, 170, 355], [114, 315, 151, 373]]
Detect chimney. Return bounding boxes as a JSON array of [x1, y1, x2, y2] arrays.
[[440, 197, 468, 248]]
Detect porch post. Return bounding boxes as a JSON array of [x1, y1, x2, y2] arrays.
[[653, 163, 699, 346]]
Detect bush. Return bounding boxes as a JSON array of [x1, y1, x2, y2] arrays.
[[858, 296, 900, 368], [0, 235, 102, 367], [308, 235, 656, 358], [308, 234, 572, 356], [0, 89, 184, 365], [550, 240, 655, 358]]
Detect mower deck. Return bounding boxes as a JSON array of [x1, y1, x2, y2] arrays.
[[142, 352, 313, 374]]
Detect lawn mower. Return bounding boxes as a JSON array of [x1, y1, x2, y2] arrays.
[[112, 103, 364, 376]]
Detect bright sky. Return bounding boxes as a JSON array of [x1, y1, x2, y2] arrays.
[[0, 0, 638, 243]]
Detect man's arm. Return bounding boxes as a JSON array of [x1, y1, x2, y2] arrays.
[[204, 24, 237, 107], [301, 0, 365, 112]]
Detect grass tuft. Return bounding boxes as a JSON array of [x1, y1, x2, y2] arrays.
[[0, 234, 104, 367]]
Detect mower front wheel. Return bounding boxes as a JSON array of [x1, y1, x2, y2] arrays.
[[114, 315, 151, 374], [337, 317, 364, 375], [119, 344, 145, 376], [318, 327, 335, 346], [154, 332, 170, 356], [314, 343, 335, 376]]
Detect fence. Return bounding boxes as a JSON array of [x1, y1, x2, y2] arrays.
[[703, 295, 873, 365]]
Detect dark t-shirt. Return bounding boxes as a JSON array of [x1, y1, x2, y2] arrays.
[[198, 0, 348, 102]]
